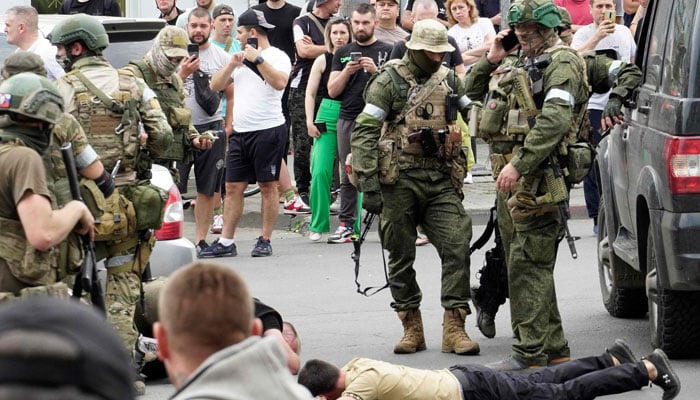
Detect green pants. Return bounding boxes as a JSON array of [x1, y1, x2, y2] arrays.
[[309, 98, 341, 234], [380, 169, 472, 311], [499, 196, 569, 366]]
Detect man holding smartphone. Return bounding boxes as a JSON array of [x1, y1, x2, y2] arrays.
[[207, 9, 292, 258], [571, 0, 635, 234]]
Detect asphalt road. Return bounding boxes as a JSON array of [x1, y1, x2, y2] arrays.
[[141, 218, 700, 400]]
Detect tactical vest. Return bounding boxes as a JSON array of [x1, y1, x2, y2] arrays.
[[64, 68, 141, 179], [128, 60, 192, 163], [0, 143, 59, 287]]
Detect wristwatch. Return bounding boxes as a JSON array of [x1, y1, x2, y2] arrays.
[[253, 56, 265, 65]]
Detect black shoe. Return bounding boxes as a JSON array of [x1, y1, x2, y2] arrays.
[[199, 239, 237, 258], [472, 298, 496, 339], [644, 349, 680, 400], [251, 236, 272, 257], [486, 355, 541, 371], [196, 240, 209, 255], [606, 338, 636, 365]]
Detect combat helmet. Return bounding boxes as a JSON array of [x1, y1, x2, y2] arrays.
[[0, 72, 64, 125], [48, 14, 109, 52], [508, 0, 562, 28], [406, 19, 455, 53], [557, 6, 572, 32], [1, 50, 47, 79]]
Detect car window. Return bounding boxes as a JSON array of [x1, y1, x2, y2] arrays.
[[104, 39, 154, 68], [660, 0, 696, 98], [642, 0, 671, 90]]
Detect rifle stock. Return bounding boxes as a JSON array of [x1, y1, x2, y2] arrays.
[[549, 155, 578, 259], [60, 143, 105, 311]]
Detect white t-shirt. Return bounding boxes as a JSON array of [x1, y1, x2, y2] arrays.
[[231, 46, 291, 132], [24, 37, 65, 82], [572, 23, 637, 110], [448, 18, 495, 54], [183, 44, 231, 125]]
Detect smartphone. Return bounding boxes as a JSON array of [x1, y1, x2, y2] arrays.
[[604, 9, 616, 23], [350, 52, 362, 62], [500, 30, 519, 52], [187, 43, 199, 59], [314, 121, 327, 133], [247, 37, 258, 49]]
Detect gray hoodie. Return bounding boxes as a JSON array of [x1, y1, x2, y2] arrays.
[[170, 335, 313, 400]]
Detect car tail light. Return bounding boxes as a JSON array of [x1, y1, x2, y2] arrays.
[[154, 184, 184, 240], [665, 137, 700, 194]]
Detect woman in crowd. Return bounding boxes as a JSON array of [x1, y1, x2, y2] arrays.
[[446, 0, 496, 67], [305, 18, 353, 242]]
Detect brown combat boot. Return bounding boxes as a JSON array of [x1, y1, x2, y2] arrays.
[[442, 308, 480, 355], [393, 309, 427, 354]]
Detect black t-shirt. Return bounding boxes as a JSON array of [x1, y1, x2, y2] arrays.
[[389, 35, 464, 68], [291, 13, 329, 90], [58, 0, 121, 16], [161, 8, 185, 26], [252, 3, 302, 63], [475, 0, 501, 31], [254, 298, 283, 332], [406, 0, 448, 22], [332, 40, 393, 120]]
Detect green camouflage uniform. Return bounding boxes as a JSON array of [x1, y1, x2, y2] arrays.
[[353, 60, 472, 312], [56, 55, 173, 355], [465, 47, 589, 365]]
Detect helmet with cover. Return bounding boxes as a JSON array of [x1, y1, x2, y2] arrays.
[[508, 0, 562, 28], [48, 14, 109, 52], [1, 51, 47, 79], [0, 72, 63, 125]]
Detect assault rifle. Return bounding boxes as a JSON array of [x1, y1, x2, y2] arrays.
[[61, 143, 105, 311], [548, 155, 578, 258]]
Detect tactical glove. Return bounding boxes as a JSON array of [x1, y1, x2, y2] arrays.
[[362, 191, 383, 214], [602, 96, 624, 126]]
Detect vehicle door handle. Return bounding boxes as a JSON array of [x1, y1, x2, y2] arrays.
[[638, 105, 651, 115], [622, 126, 629, 140]]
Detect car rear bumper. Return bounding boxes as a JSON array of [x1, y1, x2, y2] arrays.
[[149, 237, 196, 277], [655, 209, 700, 290]]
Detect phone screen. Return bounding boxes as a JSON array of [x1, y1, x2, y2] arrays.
[[187, 44, 199, 58], [314, 122, 327, 133], [350, 52, 362, 62], [501, 30, 519, 52]]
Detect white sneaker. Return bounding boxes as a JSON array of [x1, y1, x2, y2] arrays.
[[464, 172, 473, 184], [309, 231, 322, 241], [210, 214, 223, 234], [329, 197, 341, 215], [283, 195, 311, 214]]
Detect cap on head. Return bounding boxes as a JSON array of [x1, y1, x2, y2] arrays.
[[406, 19, 455, 53], [2, 50, 47, 78], [48, 13, 109, 51], [237, 9, 275, 31], [157, 26, 189, 58], [212, 4, 234, 19], [508, 0, 562, 28], [0, 297, 135, 400], [0, 72, 64, 125], [316, 0, 330, 6]]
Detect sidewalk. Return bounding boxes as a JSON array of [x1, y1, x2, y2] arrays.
[[181, 139, 591, 229]]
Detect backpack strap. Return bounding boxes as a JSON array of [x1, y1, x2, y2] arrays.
[[307, 13, 326, 37], [72, 71, 124, 114], [385, 60, 451, 125]]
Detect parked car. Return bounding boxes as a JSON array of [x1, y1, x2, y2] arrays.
[[595, 0, 700, 358], [0, 14, 196, 276]]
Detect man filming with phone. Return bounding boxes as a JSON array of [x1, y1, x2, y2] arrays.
[[206, 9, 291, 258], [571, 0, 635, 234]]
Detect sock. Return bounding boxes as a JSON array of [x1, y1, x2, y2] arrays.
[[283, 188, 295, 202], [219, 238, 234, 246]]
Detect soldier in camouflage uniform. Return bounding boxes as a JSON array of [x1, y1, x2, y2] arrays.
[[470, 5, 642, 340], [0, 73, 94, 297], [351, 19, 479, 356], [48, 14, 173, 387], [463, 0, 588, 370]]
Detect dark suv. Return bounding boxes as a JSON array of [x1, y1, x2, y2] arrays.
[[596, 0, 700, 358]]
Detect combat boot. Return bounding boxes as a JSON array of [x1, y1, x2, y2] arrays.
[[442, 308, 480, 355], [393, 309, 426, 354]]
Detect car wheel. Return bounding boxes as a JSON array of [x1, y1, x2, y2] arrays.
[[244, 183, 261, 197], [647, 232, 700, 358], [597, 203, 647, 318]]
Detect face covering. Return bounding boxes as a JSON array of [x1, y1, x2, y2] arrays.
[[148, 39, 180, 78], [0, 123, 52, 155], [408, 49, 442, 76]]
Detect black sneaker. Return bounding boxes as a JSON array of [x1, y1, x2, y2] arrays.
[[606, 338, 636, 365], [251, 236, 272, 257], [199, 239, 237, 258], [486, 355, 542, 371], [644, 349, 681, 400], [196, 240, 209, 257]]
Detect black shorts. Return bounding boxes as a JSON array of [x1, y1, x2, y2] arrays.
[[192, 121, 226, 196], [226, 124, 286, 183]]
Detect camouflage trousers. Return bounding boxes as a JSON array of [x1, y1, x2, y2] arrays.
[[288, 87, 312, 194], [106, 269, 141, 356], [380, 169, 472, 311], [499, 196, 569, 366]]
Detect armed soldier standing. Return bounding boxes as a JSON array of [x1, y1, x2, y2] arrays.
[[0, 73, 94, 297], [48, 13, 173, 388], [351, 19, 479, 356], [464, 0, 588, 371]]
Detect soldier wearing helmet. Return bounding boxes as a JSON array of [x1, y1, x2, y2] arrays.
[[0, 72, 94, 296], [463, 0, 589, 371], [351, 18, 479, 356], [49, 14, 173, 393]]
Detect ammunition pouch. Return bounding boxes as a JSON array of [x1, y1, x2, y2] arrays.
[[120, 180, 167, 231], [489, 150, 518, 179], [478, 89, 509, 138], [564, 142, 595, 185], [56, 233, 84, 280], [506, 192, 560, 222], [0, 216, 58, 286], [81, 180, 137, 242], [18, 282, 71, 299], [158, 107, 194, 163], [377, 139, 399, 185]]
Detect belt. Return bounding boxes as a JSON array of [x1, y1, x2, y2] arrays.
[[398, 154, 445, 170]]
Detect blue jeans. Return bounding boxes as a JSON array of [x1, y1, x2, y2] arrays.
[[584, 109, 603, 220]]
